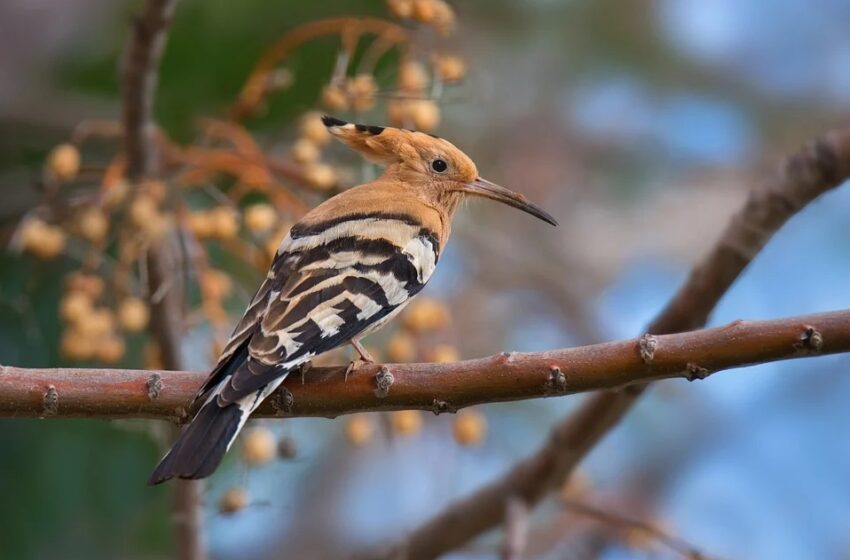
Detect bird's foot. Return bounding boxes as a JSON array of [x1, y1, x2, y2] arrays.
[[345, 338, 376, 381], [344, 355, 375, 381]]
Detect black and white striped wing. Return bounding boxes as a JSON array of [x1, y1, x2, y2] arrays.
[[212, 214, 441, 406]]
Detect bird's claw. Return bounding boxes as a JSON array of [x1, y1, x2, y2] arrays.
[[344, 356, 375, 381]]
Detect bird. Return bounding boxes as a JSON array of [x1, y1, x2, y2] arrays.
[[148, 115, 557, 484]]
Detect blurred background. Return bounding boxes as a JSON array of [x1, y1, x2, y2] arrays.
[[1, 0, 850, 558]]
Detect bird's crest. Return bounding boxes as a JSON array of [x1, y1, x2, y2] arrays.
[[321, 115, 466, 169]]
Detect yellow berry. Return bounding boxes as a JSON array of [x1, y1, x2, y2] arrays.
[[210, 207, 239, 240], [390, 410, 422, 436], [200, 269, 232, 301], [96, 335, 126, 364], [386, 332, 417, 362], [409, 99, 441, 131], [59, 291, 93, 324], [291, 138, 320, 165], [59, 328, 94, 361], [321, 83, 349, 111], [242, 427, 277, 466], [66, 273, 105, 299], [386, 0, 414, 18], [435, 55, 466, 82], [186, 211, 214, 239], [219, 487, 248, 515], [77, 208, 109, 244], [427, 344, 459, 363], [453, 409, 487, 446], [412, 0, 436, 23], [403, 297, 450, 333], [78, 308, 115, 338], [431, 0, 456, 35], [300, 112, 331, 145], [102, 179, 130, 209], [46, 143, 80, 182], [347, 74, 378, 112], [129, 195, 158, 228], [141, 212, 173, 242], [21, 219, 65, 260], [387, 100, 408, 126], [304, 164, 336, 190], [399, 60, 429, 92], [118, 297, 149, 332], [345, 414, 375, 446], [244, 203, 277, 234]]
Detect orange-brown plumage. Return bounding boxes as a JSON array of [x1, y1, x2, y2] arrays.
[[148, 116, 556, 484]]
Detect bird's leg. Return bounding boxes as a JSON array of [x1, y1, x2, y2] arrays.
[[345, 338, 375, 381]]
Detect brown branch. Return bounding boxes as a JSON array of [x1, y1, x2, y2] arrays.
[[230, 17, 408, 121], [0, 309, 848, 419], [375, 127, 850, 559], [121, 0, 176, 181], [120, 2, 204, 560]]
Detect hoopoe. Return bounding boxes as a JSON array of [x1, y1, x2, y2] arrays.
[[148, 116, 557, 484]]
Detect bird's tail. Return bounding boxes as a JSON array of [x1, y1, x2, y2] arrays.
[[148, 395, 245, 485]]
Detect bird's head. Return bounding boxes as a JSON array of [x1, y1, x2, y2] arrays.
[[321, 116, 557, 226]]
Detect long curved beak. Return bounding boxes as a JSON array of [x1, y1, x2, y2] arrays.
[[463, 177, 558, 226]]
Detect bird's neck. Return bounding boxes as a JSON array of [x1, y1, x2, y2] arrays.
[[378, 169, 459, 244]]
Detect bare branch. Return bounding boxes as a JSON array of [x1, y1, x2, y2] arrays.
[[375, 128, 850, 559], [121, 0, 176, 181], [0, 309, 848, 419], [561, 498, 712, 560]]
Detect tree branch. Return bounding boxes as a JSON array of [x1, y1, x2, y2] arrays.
[[1, 309, 848, 418], [120, 1, 203, 559], [376, 127, 850, 559]]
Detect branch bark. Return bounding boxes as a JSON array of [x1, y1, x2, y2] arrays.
[[1, 309, 848, 418], [377, 128, 850, 559]]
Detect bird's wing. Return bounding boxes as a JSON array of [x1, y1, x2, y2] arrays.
[[205, 212, 441, 407]]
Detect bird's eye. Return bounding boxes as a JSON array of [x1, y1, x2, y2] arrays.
[[431, 159, 448, 173]]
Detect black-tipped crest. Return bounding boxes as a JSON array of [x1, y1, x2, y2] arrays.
[[355, 123, 385, 135], [321, 115, 348, 127]]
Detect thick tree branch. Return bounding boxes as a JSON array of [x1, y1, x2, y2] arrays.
[[380, 128, 850, 559], [1, 309, 848, 418]]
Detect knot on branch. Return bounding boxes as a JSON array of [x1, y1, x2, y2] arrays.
[[546, 366, 567, 394], [638, 333, 658, 364], [374, 366, 394, 398], [498, 351, 517, 364], [173, 407, 189, 424], [794, 326, 823, 354], [42, 385, 59, 416], [270, 387, 295, 415], [432, 399, 455, 415], [685, 362, 710, 381], [146, 373, 163, 400]]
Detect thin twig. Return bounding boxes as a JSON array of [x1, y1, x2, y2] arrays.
[[561, 498, 711, 560]]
